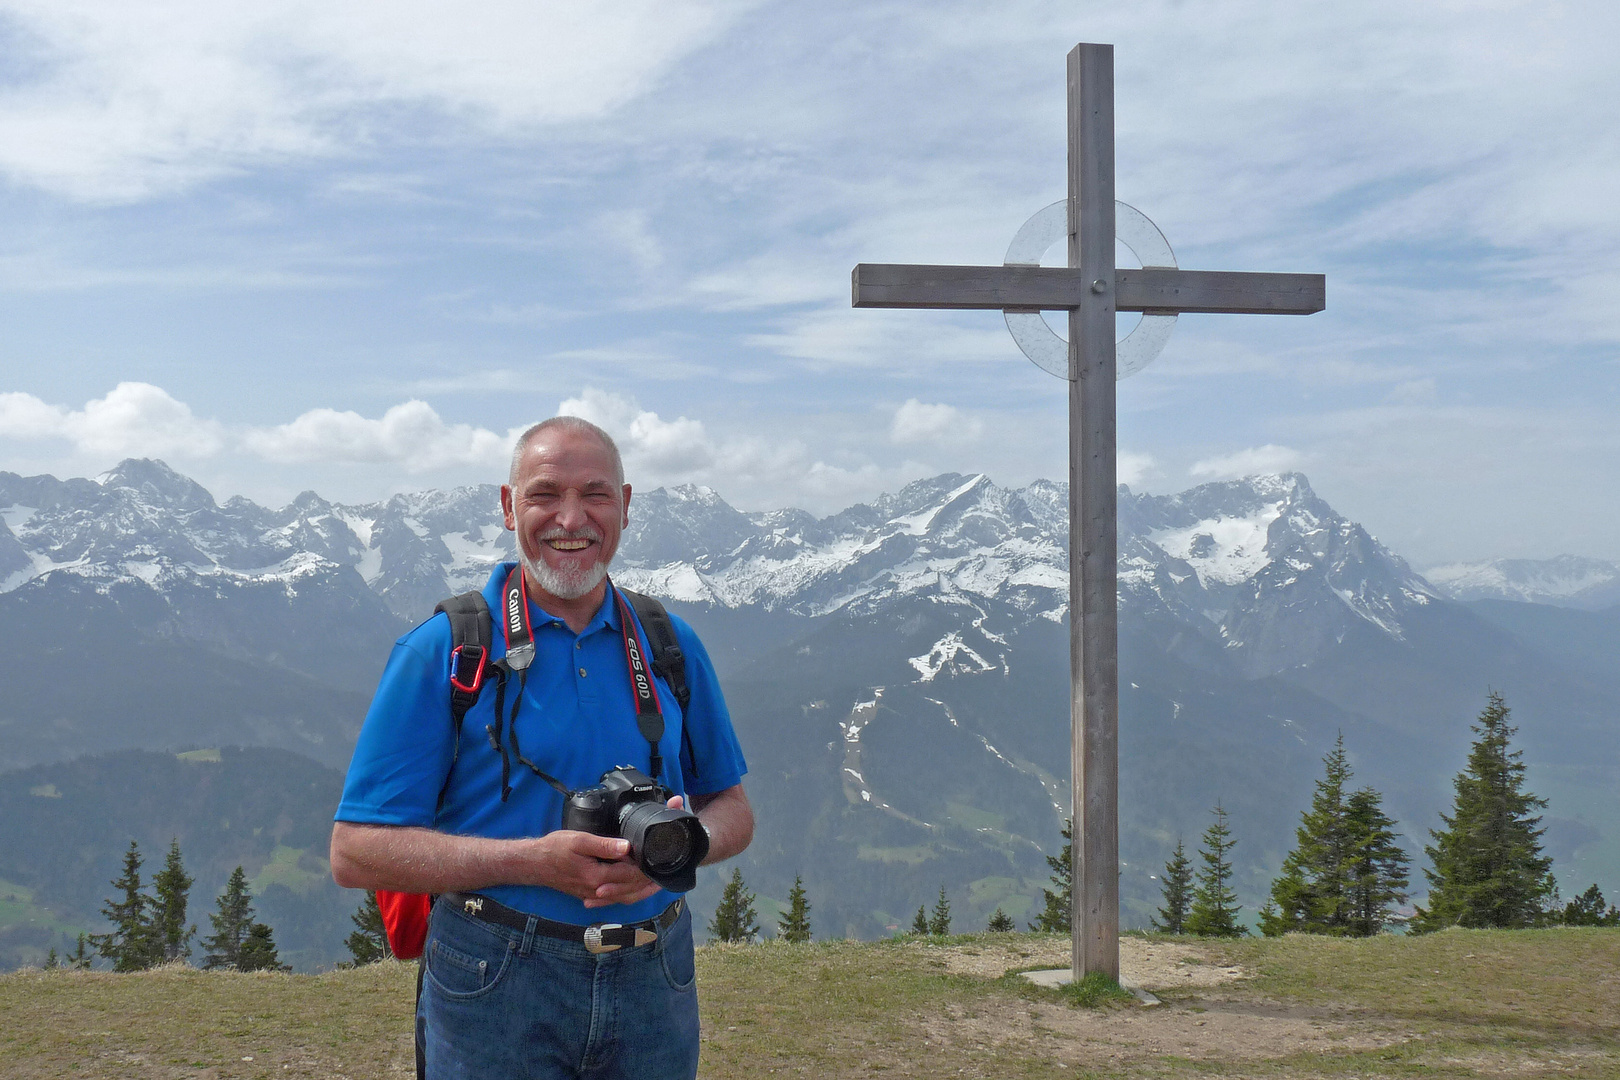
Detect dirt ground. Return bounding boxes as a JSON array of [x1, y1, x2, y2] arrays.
[[907, 936, 1414, 1068], [918, 933, 1251, 988]]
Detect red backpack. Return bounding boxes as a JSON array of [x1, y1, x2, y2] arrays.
[[375, 585, 690, 960]]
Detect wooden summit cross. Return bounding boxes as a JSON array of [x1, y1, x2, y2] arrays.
[[851, 43, 1324, 982]]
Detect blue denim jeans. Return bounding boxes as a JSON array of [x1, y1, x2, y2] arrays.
[[418, 898, 700, 1080]]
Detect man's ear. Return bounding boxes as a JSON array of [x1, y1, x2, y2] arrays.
[[500, 485, 516, 531], [621, 484, 632, 527]]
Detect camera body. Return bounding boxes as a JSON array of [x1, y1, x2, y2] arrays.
[[563, 766, 709, 893]]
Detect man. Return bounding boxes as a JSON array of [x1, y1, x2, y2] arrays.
[[331, 416, 753, 1080]]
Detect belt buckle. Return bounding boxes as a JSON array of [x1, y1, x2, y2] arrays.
[[584, 924, 622, 954]]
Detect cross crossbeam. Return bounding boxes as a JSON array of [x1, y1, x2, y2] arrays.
[[850, 42, 1323, 985], [852, 264, 1325, 315]]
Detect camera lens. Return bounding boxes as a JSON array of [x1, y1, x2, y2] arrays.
[[619, 802, 710, 885], [641, 819, 693, 874]]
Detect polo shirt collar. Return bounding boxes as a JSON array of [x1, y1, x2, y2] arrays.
[[527, 576, 623, 636]]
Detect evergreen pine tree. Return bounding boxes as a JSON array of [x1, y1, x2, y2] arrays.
[[986, 909, 1015, 932], [91, 840, 160, 971], [911, 906, 930, 934], [928, 886, 952, 936], [69, 933, 92, 970], [346, 891, 392, 964], [1151, 839, 1193, 934], [1343, 787, 1411, 936], [777, 875, 811, 943], [1265, 735, 1354, 935], [43, 947, 59, 970], [1028, 817, 1073, 932], [1261, 735, 1410, 937], [237, 921, 290, 972], [707, 867, 759, 943], [1559, 884, 1619, 926], [149, 838, 194, 964], [1186, 805, 1245, 937], [203, 866, 256, 969], [1413, 692, 1555, 931]]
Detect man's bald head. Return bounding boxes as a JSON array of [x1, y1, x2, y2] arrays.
[[509, 417, 624, 489]]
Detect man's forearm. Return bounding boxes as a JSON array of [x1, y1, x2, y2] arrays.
[[330, 821, 543, 894], [692, 784, 754, 865]]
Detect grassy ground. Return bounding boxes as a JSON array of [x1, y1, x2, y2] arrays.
[[1, 928, 1615, 1079]]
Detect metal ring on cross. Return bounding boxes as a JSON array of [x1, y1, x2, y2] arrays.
[[1003, 200, 1178, 380]]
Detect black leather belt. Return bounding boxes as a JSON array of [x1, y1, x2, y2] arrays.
[[442, 892, 683, 954]]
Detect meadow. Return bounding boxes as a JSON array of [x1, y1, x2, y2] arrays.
[[2, 928, 1615, 1079]]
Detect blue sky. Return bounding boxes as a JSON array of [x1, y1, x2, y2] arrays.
[[0, 0, 1615, 568]]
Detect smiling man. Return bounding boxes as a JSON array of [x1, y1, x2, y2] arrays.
[[330, 416, 753, 1080]]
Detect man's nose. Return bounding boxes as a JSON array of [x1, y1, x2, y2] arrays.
[[553, 491, 588, 530]]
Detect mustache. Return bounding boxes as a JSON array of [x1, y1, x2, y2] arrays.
[[539, 527, 603, 543]]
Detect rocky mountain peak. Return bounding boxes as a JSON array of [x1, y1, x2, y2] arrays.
[[94, 458, 217, 512]]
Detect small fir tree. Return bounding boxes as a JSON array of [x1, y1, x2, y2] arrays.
[[91, 841, 159, 971], [707, 868, 759, 943], [203, 866, 257, 969], [911, 906, 930, 934], [777, 875, 812, 943], [346, 891, 392, 964], [928, 886, 952, 936], [1343, 787, 1411, 935], [1186, 805, 1245, 937], [986, 908, 1015, 932], [1560, 884, 1619, 927], [237, 921, 289, 972], [1029, 817, 1073, 932], [149, 838, 194, 964], [1413, 693, 1555, 931], [68, 933, 93, 970], [1261, 735, 1409, 937], [1151, 839, 1193, 934], [43, 948, 59, 970]]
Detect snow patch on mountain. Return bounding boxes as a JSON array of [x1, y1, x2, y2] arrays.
[[908, 631, 996, 681], [1150, 500, 1283, 586]]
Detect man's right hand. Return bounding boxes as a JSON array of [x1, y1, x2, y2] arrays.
[[529, 830, 635, 901]]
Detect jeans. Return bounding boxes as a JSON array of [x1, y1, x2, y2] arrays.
[[418, 898, 700, 1080]]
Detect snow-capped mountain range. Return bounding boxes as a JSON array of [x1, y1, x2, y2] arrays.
[[0, 459, 1459, 682], [1424, 555, 1620, 610]]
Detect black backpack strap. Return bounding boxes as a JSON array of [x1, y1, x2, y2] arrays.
[[621, 588, 700, 781], [432, 590, 492, 812], [621, 589, 690, 711]]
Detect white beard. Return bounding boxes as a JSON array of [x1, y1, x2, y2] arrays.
[[521, 545, 609, 601]]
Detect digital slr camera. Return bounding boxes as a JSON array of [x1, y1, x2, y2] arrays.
[[562, 766, 710, 893]]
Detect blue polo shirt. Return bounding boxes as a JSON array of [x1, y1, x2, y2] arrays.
[[336, 563, 747, 925]]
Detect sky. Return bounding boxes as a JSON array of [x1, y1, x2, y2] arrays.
[[0, 0, 1615, 569]]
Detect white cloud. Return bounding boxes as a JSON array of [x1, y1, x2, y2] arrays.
[[559, 388, 715, 479], [0, 0, 749, 200], [1189, 444, 1304, 480], [556, 386, 931, 509], [1118, 450, 1157, 488], [0, 382, 224, 458], [241, 400, 509, 471], [890, 399, 982, 445]]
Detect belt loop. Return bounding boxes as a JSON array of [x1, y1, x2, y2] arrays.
[[520, 915, 539, 957]]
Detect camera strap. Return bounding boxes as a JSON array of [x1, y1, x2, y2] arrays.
[[486, 565, 667, 802]]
